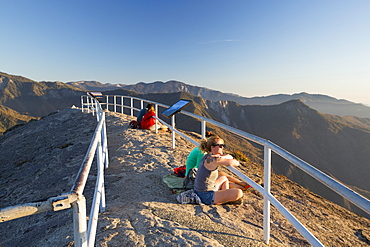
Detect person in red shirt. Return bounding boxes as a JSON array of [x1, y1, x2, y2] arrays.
[[140, 104, 156, 130]]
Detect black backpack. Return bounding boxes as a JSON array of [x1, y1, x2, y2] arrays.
[[183, 168, 197, 190], [129, 120, 139, 129]]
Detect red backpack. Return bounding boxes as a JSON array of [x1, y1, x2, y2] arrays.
[[173, 165, 186, 178]]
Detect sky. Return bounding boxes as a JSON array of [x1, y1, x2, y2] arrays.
[[1, 0, 370, 106]]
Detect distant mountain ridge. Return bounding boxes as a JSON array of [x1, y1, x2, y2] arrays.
[[0, 72, 84, 117], [0, 72, 85, 133], [68, 80, 370, 118], [66, 80, 122, 91]]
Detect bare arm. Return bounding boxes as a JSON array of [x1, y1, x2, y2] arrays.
[[204, 154, 240, 171]]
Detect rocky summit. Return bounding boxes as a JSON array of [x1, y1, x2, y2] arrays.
[[0, 108, 369, 246]]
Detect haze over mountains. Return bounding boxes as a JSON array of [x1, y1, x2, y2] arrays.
[[1, 71, 370, 218], [0, 72, 83, 117], [67, 80, 370, 118]]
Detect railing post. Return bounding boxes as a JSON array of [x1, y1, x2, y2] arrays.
[[171, 115, 175, 149], [105, 95, 109, 110], [201, 120, 206, 139], [87, 132, 105, 247], [95, 102, 100, 122], [155, 104, 159, 134], [113, 96, 116, 113], [100, 183, 106, 213], [85, 97, 88, 113], [72, 195, 87, 247], [130, 98, 133, 116], [121, 96, 124, 114], [86, 97, 90, 114], [263, 144, 272, 244], [91, 97, 95, 116], [102, 116, 109, 169], [81, 96, 84, 112], [140, 100, 144, 110], [98, 134, 106, 213]]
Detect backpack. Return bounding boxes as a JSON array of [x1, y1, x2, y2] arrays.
[[173, 165, 186, 178], [129, 120, 138, 129], [176, 189, 203, 204], [183, 168, 197, 190]]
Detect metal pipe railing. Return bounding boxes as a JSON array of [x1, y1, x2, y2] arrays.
[[71, 119, 104, 194], [99, 94, 370, 246], [0, 192, 79, 222], [72, 195, 87, 247], [78, 96, 109, 247]]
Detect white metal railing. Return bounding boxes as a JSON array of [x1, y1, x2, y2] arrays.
[[73, 95, 109, 246], [0, 96, 108, 247], [94, 94, 370, 246]]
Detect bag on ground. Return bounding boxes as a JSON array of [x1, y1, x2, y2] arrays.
[[129, 120, 138, 129], [173, 165, 186, 178], [183, 168, 197, 190]]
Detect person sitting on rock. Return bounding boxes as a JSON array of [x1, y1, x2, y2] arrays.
[[185, 132, 256, 192], [193, 135, 243, 205], [140, 104, 167, 131], [137, 103, 153, 127], [185, 131, 215, 177]]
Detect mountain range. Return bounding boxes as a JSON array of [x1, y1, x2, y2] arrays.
[[0, 72, 84, 133], [67, 80, 370, 118], [1, 71, 369, 218]]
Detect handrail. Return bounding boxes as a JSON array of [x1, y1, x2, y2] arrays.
[[76, 95, 109, 247], [1, 96, 109, 247], [97, 94, 370, 246], [71, 113, 105, 194]]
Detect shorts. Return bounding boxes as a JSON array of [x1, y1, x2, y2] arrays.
[[194, 190, 215, 205]]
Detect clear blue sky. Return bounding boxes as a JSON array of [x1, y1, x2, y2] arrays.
[[1, 0, 370, 106]]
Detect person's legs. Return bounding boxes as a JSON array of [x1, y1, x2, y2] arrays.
[[194, 190, 215, 205], [158, 121, 168, 131], [149, 121, 168, 131], [219, 171, 249, 190], [219, 171, 247, 187], [213, 188, 243, 205], [219, 171, 261, 192], [214, 175, 229, 190], [229, 182, 245, 190]]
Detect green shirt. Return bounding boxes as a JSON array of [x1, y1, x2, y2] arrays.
[[185, 147, 206, 176]]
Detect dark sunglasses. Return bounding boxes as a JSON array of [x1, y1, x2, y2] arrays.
[[211, 144, 226, 148]]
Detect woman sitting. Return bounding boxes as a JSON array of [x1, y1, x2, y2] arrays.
[[140, 104, 167, 131], [137, 103, 153, 127], [140, 104, 156, 130], [185, 132, 254, 191], [193, 135, 243, 205], [185, 131, 215, 177]]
